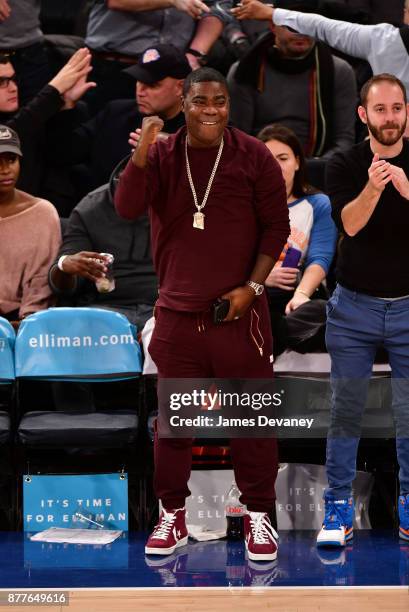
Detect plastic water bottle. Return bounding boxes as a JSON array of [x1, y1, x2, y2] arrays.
[[225, 481, 246, 540]]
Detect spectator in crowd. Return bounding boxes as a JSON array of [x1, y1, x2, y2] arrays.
[[84, 0, 231, 114], [55, 44, 191, 199], [260, 124, 337, 314], [232, 0, 409, 96], [115, 67, 289, 562], [313, 74, 409, 547], [0, 47, 95, 201], [194, 0, 268, 75], [48, 155, 157, 332], [49, 152, 157, 412], [218, 0, 372, 71], [0, 0, 51, 105], [0, 49, 95, 208], [258, 124, 337, 353], [207, 0, 373, 76], [228, 0, 373, 86], [227, 2, 357, 158], [0, 125, 61, 328]]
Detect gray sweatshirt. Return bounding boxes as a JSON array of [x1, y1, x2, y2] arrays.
[[227, 52, 356, 158]]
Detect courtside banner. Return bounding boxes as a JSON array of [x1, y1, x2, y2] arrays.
[[0, 316, 15, 382], [15, 307, 142, 380], [23, 473, 128, 531], [185, 465, 373, 531], [157, 377, 396, 438]]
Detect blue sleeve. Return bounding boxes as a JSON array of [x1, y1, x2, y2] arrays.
[[304, 194, 338, 273]]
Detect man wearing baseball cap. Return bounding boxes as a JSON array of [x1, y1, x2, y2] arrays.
[[124, 44, 195, 83], [58, 44, 192, 202]]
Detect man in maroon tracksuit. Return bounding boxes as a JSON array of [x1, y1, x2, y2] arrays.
[[115, 67, 289, 562]]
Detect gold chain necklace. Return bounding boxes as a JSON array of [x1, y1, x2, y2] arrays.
[[185, 135, 224, 230]]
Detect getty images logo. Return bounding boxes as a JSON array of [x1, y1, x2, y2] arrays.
[[169, 386, 222, 412], [168, 384, 283, 412]]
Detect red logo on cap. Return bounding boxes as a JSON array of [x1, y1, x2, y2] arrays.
[[142, 49, 160, 64]]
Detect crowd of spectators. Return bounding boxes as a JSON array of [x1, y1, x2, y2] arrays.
[[0, 0, 407, 350], [2, 0, 409, 558]]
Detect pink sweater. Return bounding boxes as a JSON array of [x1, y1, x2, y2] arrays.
[[0, 197, 61, 319]]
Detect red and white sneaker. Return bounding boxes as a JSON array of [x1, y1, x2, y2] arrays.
[[145, 507, 188, 555], [244, 512, 278, 562]]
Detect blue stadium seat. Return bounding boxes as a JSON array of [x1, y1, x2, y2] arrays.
[[15, 307, 142, 381], [0, 318, 16, 527], [0, 317, 14, 444], [0, 317, 15, 385], [14, 308, 141, 449]]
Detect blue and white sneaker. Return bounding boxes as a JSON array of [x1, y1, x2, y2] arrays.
[[316, 498, 354, 547], [399, 494, 409, 541]]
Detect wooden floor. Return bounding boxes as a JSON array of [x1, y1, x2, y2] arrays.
[[5, 588, 409, 612]]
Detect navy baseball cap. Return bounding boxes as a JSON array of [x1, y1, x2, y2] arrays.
[[124, 44, 192, 84], [0, 125, 22, 156]]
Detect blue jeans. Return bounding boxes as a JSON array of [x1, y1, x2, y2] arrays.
[[325, 284, 409, 499]]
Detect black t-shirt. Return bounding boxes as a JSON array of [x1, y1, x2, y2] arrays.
[[327, 139, 409, 297]]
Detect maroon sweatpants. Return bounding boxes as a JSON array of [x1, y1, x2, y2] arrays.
[[148, 293, 278, 513]]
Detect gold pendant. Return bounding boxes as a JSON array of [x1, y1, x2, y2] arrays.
[[193, 211, 205, 230]]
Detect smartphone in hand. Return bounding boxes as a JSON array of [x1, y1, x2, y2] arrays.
[[282, 246, 302, 268], [213, 298, 230, 324]]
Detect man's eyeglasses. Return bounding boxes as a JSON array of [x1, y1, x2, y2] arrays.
[[0, 75, 18, 89]]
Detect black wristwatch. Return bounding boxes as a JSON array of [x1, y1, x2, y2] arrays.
[[186, 48, 208, 65]]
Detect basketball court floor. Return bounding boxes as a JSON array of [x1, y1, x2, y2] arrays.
[[0, 530, 408, 610]]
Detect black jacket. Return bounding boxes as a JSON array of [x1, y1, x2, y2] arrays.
[[52, 99, 186, 197], [1, 85, 64, 195], [49, 157, 158, 308]]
